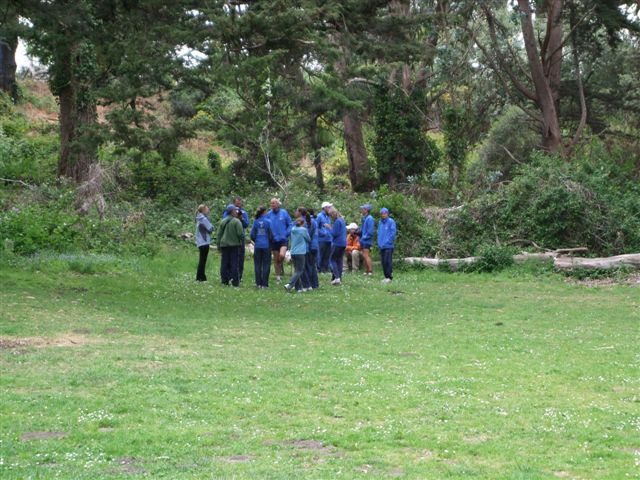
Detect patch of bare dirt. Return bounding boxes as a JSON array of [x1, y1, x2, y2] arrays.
[[108, 457, 147, 475], [464, 434, 489, 444], [0, 339, 28, 349], [0, 334, 96, 349], [553, 471, 579, 479], [289, 439, 332, 453], [389, 467, 405, 477], [20, 431, 67, 441], [569, 273, 640, 287], [620, 447, 640, 455], [223, 455, 253, 463]]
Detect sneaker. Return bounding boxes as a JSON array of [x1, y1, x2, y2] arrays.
[[284, 283, 291, 292], [331, 278, 341, 285], [381, 278, 391, 284], [276, 276, 282, 283]]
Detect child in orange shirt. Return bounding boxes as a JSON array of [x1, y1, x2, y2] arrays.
[[344, 223, 362, 272]]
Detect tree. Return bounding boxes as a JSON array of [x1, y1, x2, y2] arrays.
[[16, 0, 197, 182], [373, 83, 440, 187], [0, 5, 19, 102], [474, 0, 640, 154]]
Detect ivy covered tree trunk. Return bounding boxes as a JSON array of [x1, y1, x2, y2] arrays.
[[343, 112, 370, 192], [56, 45, 98, 182], [0, 35, 18, 102], [309, 115, 325, 191]]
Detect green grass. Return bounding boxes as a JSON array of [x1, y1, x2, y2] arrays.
[[1, 248, 639, 479]]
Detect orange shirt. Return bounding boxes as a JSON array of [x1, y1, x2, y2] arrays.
[[345, 233, 361, 253]]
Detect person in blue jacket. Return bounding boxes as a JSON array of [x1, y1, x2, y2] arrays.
[[195, 204, 214, 282], [328, 207, 347, 285], [360, 203, 375, 276], [266, 198, 292, 283], [285, 217, 310, 293], [306, 208, 320, 289], [222, 196, 249, 282], [377, 207, 397, 283], [316, 201, 333, 273], [250, 206, 272, 288]]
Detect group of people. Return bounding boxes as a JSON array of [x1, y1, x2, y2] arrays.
[[195, 196, 397, 291]]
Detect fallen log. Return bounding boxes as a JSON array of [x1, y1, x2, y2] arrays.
[[405, 251, 560, 270], [404, 251, 640, 271], [554, 253, 640, 270]]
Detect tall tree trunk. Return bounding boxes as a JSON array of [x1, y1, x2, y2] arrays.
[[542, 0, 563, 114], [57, 48, 98, 182], [333, 32, 371, 192], [343, 112, 370, 192], [518, 0, 563, 153], [309, 115, 324, 191], [0, 36, 18, 103]]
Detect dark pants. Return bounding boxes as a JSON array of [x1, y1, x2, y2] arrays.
[[196, 245, 209, 281], [318, 242, 332, 273], [238, 242, 245, 282], [220, 246, 240, 286], [288, 254, 306, 290], [253, 247, 271, 287], [305, 250, 319, 289], [380, 248, 394, 279], [330, 246, 345, 280]]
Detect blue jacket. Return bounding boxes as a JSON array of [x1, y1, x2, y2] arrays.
[[265, 208, 292, 243], [331, 217, 347, 248], [223, 207, 249, 228], [309, 216, 319, 252], [289, 226, 310, 255], [377, 217, 397, 249], [360, 214, 374, 247], [195, 213, 214, 247], [316, 210, 333, 244], [250, 216, 272, 249]]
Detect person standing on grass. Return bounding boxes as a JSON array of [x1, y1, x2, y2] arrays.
[[360, 203, 374, 276], [222, 196, 249, 282], [295, 207, 313, 291], [266, 198, 292, 283], [217, 204, 244, 287], [344, 223, 362, 272], [284, 217, 310, 293], [377, 207, 397, 283], [328, 207, 347, 285], [250, 206, 272, 289], [316, 201, 333, 273], [195, 204, 214, 282], [306, 208, 320, 290]]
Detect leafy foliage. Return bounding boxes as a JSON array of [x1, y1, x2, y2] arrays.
[[372, 84, 441, 186], [443, 147, 640, 257]]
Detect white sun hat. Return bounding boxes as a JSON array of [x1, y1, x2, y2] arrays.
[[321, 201, 333, 208], [347, 223, 358, 230]]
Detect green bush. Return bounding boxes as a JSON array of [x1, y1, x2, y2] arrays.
[[467, 106, 539, 191], [460, 244, 516, 273], [0, 202, 80, 255], [126, 150, 227, 205], [442, 148, 640, 257], [0, 113, 58, 184]]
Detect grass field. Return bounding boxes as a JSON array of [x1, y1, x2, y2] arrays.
[[1, 249, 639, 479]]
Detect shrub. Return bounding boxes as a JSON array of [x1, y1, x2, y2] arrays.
[[460, 244, 516, 273], [467, 106, 539, 191], [442, 149, 640, 257]]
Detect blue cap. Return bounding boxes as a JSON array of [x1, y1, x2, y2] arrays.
[[360, 204, 372, 211], [380, 207, 389, 214], [226, 204, 238, 213]]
